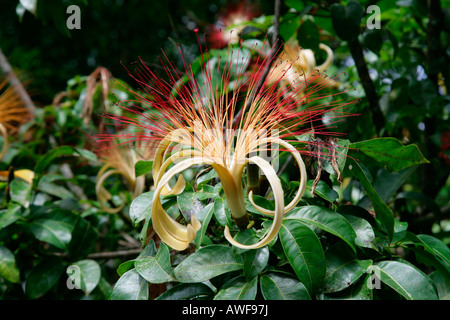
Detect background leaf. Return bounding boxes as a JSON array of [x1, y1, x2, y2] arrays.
[[0, 246, 20, 283], [350, 138, 429, 172]]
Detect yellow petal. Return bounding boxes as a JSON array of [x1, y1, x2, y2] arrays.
[[152, 157, 213, 250], [95, 169, 126, 213], [248, 138, 306, 216], [14, 169, 35, 184], [224, 156, 284, 249]]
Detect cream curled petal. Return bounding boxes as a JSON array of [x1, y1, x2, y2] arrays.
[[248, 138, 307, 216], [155, 149, 204, 196], [95, 168, 126, 214], [0, 123, 8, 161], [299, 49, 316, 75], [316, 43, 334, 73], [152, 156, 214, 251], [152, 131, 193, 196], [224, 156, 285, 250]]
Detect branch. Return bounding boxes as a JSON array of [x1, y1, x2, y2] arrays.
[[0, 47, 36, 113], [347, 39, 384, 134]]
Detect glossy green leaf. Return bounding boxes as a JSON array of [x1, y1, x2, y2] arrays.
[[156, 283, 215, 300], [0, 203, 22, 229], [347, 157, 394, 239], [0, 245, 20, 283], [305, 180, 339, 203], [135, 242, 174, 283], [285, 206, 357, 252], [244, 246, 270, 281], [129, 191, 154, 226], [9, 178, 31, 205], [174, 245, 243, 283], [214, 276, 257, 300], [25, 256, 66, 299], [260, 272, 311, 300], [213, 197, 232, 227], [279, 220, 326, 293], [341, 214, 376, 249], [330, 1, 364, 42], [110, 269, 148, 300], [416, 234, 450, 265], [28, 218, 72, 249], [67, 216, 97, 260], [70, 259, 101, 295], [373, 261, 439, 300], [322, 243, 372, 293], [321, 275, 373, 300], [134, 160, 153, 178], [350, 138, 429, 172], [297, 19, 319, 52], [195, 203, 214, 248]]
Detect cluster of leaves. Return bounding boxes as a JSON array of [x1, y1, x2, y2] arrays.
[[0, 0, 449, 300], [0, 72, 138, 299]]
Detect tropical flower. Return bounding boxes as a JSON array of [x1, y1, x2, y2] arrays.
[[0, 77, 30, 161], [207, 2, 260, 48], [269, 40, 340, 103], [97, 35, 352, 251], [95, 140, 152, 213]]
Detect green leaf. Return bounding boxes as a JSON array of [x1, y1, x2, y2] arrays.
[[347, 157, 394, 239], [156, 283, 215, 300], [279, 220, 326, 293], [213, 197, 232, 227], [243, 246, 270, 281], [322, 243, 372, 293], [260, 272, 311, 300], [0, 203, 22, 228], [70, 259, 101, 296], [9, 178, 32, 205], [341, 213, 376, 249], [0, 246, 20, 283], [195, 203, 214, 248], [25, 256, 66, 299], [129, 191, 154, 226], [416, 234, 450, 266], [135, 160, 153, 178], [373, 261, 439, 300], [321, 275, 373, 300], [349, 138, 429, 172], [135, 242, 174, 283], [214, 276, 258, 300], [297, 19, 320, 52], [285, 206, 357, 252], [305, 180, 339, 203], [67, 216, 98, 260], [110, 269, 149, 300], [174, 245, 243, 283], [28, 218, 72, 249], [177, 190, 205, 221], [330, 1, 364, 42]]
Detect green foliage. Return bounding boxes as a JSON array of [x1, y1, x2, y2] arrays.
[[0, 0, 449, 301]]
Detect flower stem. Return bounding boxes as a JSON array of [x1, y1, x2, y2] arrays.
[[246, 163, 260, 196]]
